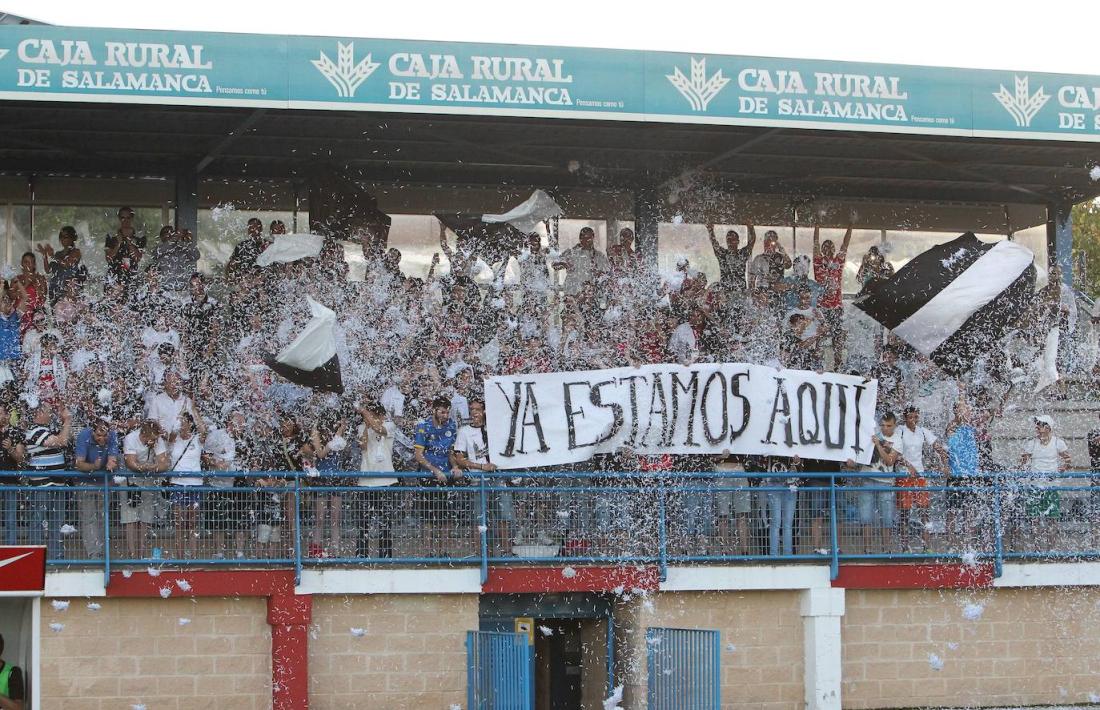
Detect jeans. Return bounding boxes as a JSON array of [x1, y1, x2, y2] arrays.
[[766, 489, 797, 556], [76, 488, 106, 558], [26, 486, 65, 559]]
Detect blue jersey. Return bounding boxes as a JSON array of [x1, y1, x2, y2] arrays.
[[948, 425, 978, 478], [413, 418, 457, 470], [0, 312, 20, 361]]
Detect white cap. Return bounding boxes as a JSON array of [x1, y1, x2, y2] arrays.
[[1034, 415, 1055, 428]]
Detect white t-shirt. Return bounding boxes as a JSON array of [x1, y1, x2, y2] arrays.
[[123, 429, 167, 473], [449, 392, 470, 428], [870, 428, 904, 482], [454, 424, 491, 468], [203, 427, 237, 488], [897, 425, 937, 472], [168, 434, 204, 485], [668, 323, 698, 366], [1023, 436, 1068, 475], [146, 392, 193, 436], [357, 421, 397, 487]]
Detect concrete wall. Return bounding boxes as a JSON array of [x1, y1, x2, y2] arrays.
[[618, 590, 804, 710], [308, 593, 478, 710], [38, 597, 271, 710], [843, 587, 1100, 709]]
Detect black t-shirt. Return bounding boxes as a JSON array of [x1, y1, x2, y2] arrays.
[[714, 244, 753, 289], [228, 238, 271, 273], [0, 660, 25, 701]]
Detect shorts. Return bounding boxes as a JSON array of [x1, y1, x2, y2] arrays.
[[801, 484, 831, 519], [255, 523, 281, 544], [203, 490, 250, 531], [821, 308, 843, 337], [1025, 489, 1061, 518], [118, 489, 155, 525], [857, 486, 896, 527], [896, 475, 929, 510], [169, 488, 203, 509]]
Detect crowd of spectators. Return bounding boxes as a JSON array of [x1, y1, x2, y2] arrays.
[[0, 206, 1086, 562]]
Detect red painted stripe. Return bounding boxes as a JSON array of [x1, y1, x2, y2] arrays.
[[269, 594, 311, 710], [831, 563, 995, 589], [482, 565, 661, 593], [106, 569, 295, 597]]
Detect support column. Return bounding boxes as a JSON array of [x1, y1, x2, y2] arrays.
[[800, 587, 844, 710], [1046, 201, 1073, 286], [268, 593, 312, 710], [632, 185, 659, 269], [174, 171, 199, 234]]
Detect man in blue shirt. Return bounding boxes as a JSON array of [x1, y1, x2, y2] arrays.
[[413, 397, 460, 484], [72, 417, 119, 559]]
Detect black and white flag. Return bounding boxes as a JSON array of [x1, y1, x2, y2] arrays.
[[853, 232, 1035, 375], [263, 296, 343, 393]]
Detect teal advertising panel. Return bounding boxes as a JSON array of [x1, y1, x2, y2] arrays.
[[1, 25, 1099, 142]]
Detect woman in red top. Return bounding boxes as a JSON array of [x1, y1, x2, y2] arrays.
[[11, 252, 47, 337]]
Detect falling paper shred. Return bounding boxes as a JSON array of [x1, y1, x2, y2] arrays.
[[49, 622, 64, 632], [121, 570, 133, 578], [603, 684, 624, 710], [147, 567, 161, 577], [947, 642, 958, 650], [726, 642, 737, 652], [959, 551, 978, 567], [87, 602, 101, 611], [59, 524, 78, 535], [928, 653, 944, 671], [176, 580, 192, 592], [1089, 692, 1100, 703], [1090, 165, 1100, 181], [131, 705, 147, 710], [477, 525, 487, 533], [962, 603, 984, 621], [178, 618, 191, 626], [538, 625, 554, 637], [159, 587, 172, 599], [561, 566, 577, 579], [51, 600, 70, 611], [350, 627, 367, 637]]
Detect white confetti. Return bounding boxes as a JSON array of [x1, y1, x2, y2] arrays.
[[962, 603, 984, 621], [561, 566, 577, 579], [178, 617, 191, 626], [477, 525, 488, 533], [450, 705, 462, 710], [726, 642, 737, 652], [928, 652, 944, 671], [555, 510, 570, 519], [1090, 165, 1100, 181], [176, 580, 192, 592], [113, 475, 127, 485], [147, 567, 161, 577], [131, 705, 147, 710], [538, 625, 554, 637], [1090, 692, 1100, 703], [603, 684, 624, 710], [567, 160, 581, 174], [350, 627, 367, 637], [49, 622, 64, 632], [86, 602, 101, 611], [959, 550, 979, 567], [671, 214, 684, 224], [946, 642, 958, 650], [121, 570, 133, 578], [51, 600, 70, 611], [159, 587, 172, 598], [59, 524, 78, 535]]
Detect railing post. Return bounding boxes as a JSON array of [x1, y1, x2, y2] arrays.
[[828, 475, 839, 580], [293, 474, 302, 585], [103, 471, 111, 588], [992, 474, 1004, 578], [479, 473, 488, 586], [657, 477, 667, 581]]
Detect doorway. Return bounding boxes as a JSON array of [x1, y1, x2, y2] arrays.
[[0, 597, 37, 709], [533, 617, 607, 710]]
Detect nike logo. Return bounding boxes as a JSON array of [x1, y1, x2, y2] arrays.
[[0, 551, 34, 569]]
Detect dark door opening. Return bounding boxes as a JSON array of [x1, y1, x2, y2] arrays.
[[533, 617, 607, 710]]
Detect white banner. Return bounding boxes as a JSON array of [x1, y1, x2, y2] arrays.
[[484, 363, 878, 469]]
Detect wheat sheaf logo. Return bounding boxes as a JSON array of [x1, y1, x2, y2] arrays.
[[312, 42, 380, 98], [666, 57, 730, 112], [993, 75, 1050, 128]]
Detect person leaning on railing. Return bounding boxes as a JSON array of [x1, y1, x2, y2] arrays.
[[120, 419, 169, 560], [71, 415, 119, 560], [20, 400, 72, 560]]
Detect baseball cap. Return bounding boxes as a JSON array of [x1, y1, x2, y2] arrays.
[[1034, 415, 1055, 428]]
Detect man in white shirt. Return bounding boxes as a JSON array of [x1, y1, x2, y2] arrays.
[[451, 398, 511, 556], [552, 227, 609, 296], [202, 410, 247, 559], [1019, 415, 1071, 549], [121, 419, 169, 560], [146, 372, 193, 438], [356, 401, 399, 558], [896, 406, 948, 552]]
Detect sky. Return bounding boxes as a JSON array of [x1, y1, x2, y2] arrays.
[[7, 0, 1100, 76]]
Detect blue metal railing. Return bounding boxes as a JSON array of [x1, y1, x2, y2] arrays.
[[2, 470, 1098, 584]]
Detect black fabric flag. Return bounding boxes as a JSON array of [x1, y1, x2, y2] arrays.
[[853, 232, 1035, 375], [263, 297, 344, 393]]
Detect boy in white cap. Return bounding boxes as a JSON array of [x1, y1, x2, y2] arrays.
[[1019, 415, 1071, 550]]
